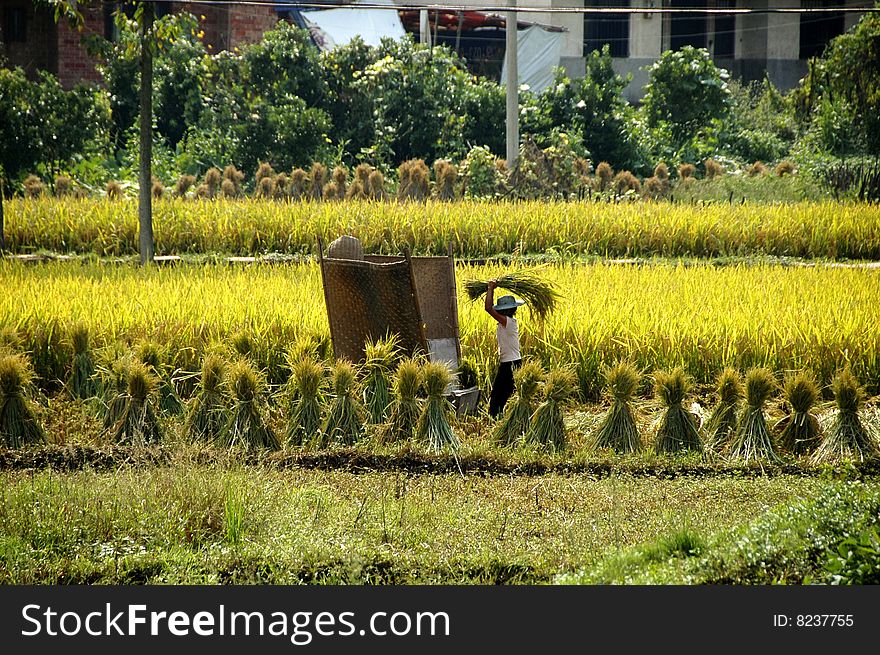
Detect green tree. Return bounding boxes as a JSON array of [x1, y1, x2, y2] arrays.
[[355, 37, 475, 165], [321, 37, 378, 164], [533, 46, 641, 171], [797, 12, 880, 154], [642, 46, 731, 149]]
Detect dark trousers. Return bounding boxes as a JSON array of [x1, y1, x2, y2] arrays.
[[489, 359, 522, 418]]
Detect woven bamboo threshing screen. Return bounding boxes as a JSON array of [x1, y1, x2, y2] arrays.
[[320, 256, 428, 362], [365, 255, 461, 366]]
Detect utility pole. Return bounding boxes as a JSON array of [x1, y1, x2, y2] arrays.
[[0, 176, 5, 253], [138, 2, 155, 264], [505, 0, 519, 166], [419, 9, 431, 46]]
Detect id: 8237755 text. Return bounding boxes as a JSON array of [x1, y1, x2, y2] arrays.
[[773, 614, 854, 628]]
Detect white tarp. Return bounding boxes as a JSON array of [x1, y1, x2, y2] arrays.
[[302, 0, 406, 51], [500, 26, 565, 95]]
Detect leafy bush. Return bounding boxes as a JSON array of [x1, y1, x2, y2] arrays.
[[459, 145, 502, 198], [823, 528, 880, 584], [355, 37, 474, 165], [152, 13, 208, 148], [642, 46, 731, 150], [557, 482, 880, 584], [243, 21, 327, 108], [320, 37, 378, 164], [0, 67, 111, 182], [531, 47, 641, 171]]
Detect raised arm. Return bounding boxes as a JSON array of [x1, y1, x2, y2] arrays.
[[484, 279, 507, 327]]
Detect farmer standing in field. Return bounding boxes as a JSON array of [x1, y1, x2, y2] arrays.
[[484, 279, 525, 417]]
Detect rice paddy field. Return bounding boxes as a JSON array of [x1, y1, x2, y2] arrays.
[[3, 197, 880, 585], [2, 259, 878, 396], [5, 198, 880, 259]]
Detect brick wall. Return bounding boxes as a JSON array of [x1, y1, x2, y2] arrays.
[[55, 3, 104, 88], [175, 2, 230, 53], [227, 5, 280, 49], [1, 2, 55, 76], [2, 2, 287, 89]]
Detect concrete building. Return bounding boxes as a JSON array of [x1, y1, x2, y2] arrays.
[[520, 0, 872, 101]]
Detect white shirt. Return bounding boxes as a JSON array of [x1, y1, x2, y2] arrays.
[[496, 317, 521, 363]]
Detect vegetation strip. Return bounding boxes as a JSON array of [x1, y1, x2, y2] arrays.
[[6, 199, 880, 260], [2, 445, 878, 479]]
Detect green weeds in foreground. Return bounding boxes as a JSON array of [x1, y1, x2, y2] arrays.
[[0, 466, 828, 584]]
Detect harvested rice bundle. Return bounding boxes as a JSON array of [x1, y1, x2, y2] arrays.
[[525, 367, 577, 452], [322, 359, 366, 446], [726, 368, 780, 463], [68, 323, 97, 399], [592, 361, 642, 453], [102, 358, 130, 429], [493, 361, 544, 446], [704, 368, 742, 450], [0, 353, 45, 448], [416, 361, 460, 453], [777, 370, 821, 455], [186, 354, 229, 442], [465, 271, 560, 320], [363, 334, 400, 424], [137, 342, 183, 416], [111, 360, 162, 446], [653, 368, 702, 454], [811, 369, 880, 464], [287, 357, 325, 447], [380, 358, 422, 444], [223, 359, 279, 451]]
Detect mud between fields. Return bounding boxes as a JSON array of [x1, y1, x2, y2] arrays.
[[1, 445, 877, 479]]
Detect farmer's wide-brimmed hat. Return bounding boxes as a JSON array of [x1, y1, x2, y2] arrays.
[[494, 295, 526, 311]]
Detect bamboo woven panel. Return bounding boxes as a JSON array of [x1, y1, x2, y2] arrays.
[[364, 256, 457, 341], [321, 257, 426, 362]]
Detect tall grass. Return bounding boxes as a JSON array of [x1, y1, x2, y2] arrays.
[[6, 198, 880, 259]]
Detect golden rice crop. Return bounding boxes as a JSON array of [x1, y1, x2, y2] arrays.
[[5, 198, 880, 259], [1, 260, 878, 400]]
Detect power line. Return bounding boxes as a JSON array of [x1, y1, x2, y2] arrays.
[[130, 0, 880, 16]]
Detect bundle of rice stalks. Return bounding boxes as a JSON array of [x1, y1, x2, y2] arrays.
[[726, 368, 780, 463], [310, 163, 327, 201], [186, 354, 229, 442], [0, 354, 45, 448], [776, 370, 821, 455], [363, 334, 400, 424], [223, 165, 245, 195], [416, 361, 459, 453], [380, 358, 422, 444], [653, 368, 702, 453], [111, 360, 161, 446], [137, 342, 183, 415], [811, 369, 880, 464], [464, 271, 560, 320], [525, 367, 576, 452], [101, 358, 130, 429], [433, 159, 458, 200], [322, 359, 366, 447], [704, 368, 742, 450], [591, 361, 641, 453], [223, 359, 279, 451], [287, 357, 325, 447], [368, 169, 386, 200], [68, 323, 97, 400], [493, 361, 544, 446], [289, 168, 308, 199]]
